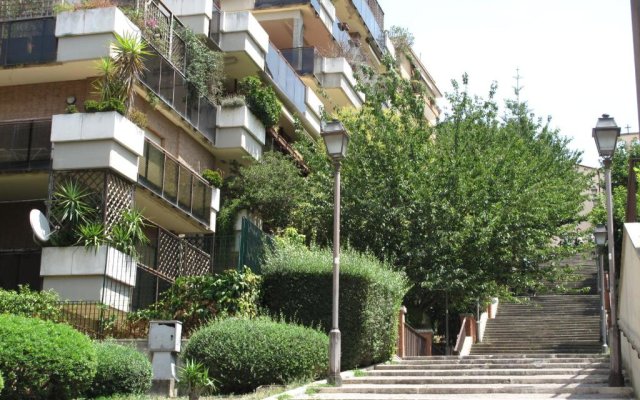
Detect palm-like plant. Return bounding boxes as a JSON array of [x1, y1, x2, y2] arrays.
[[51, 180, 96, 226], [112, 32, 150, 112]]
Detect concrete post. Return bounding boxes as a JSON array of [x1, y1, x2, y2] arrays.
[[149, 320, 182, 397], [292, 16, 304, 48]]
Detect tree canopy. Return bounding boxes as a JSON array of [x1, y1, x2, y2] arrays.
[[221, 58, 590, 326]]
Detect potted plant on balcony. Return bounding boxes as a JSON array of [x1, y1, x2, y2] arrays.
[[84, 33, 150, 121], [41, 179, 149, 310]]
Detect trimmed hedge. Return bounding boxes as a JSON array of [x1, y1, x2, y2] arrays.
[[86, 342, 152, 398], [183, 317, 328, 394], [261, 244, 409, 369], [0, 286, 62, 321], [0, 314, 97, 399]]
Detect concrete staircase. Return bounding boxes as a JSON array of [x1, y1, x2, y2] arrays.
[[300, 354, 634, 399], [471, 295, 603, 354], [294, 251, 635, 399]]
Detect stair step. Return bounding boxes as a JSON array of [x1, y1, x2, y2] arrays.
[[368, 368, 608, 377], [317, 383, 634, 396], [342, 375, 609, 385], [302, 394, 633, 400]]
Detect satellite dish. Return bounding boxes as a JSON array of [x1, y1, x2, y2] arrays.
[[29, 209, 54, 243]]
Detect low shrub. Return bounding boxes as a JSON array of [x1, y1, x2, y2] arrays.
[[86, 342, 152, 398], [128, 268, 261, 335], [0, 285, 62, 321], [261, 243, 409, 369], [83, 98, 126, 114], [0, 314, 97, 399], [183, 317, 328, 394]]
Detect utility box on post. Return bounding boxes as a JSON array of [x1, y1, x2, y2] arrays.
[[149, 320, 182, 397]]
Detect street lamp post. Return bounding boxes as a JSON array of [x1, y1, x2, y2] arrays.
[[592, 114, 623, 386], [593, 224, 608, 353], [321, 120, 350, 386]]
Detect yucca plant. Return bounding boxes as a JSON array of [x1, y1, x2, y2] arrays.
[[112, 32, 150, 112], [178, 359, 216, 400], [76, 221, 106, 249]]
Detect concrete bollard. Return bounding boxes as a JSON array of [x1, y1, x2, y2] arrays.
[[149, 320, 182, 397]]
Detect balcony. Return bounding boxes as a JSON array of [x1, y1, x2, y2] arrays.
[[141, 45, 217, 144], [162, 0, 221, 44], [137, 139, 217, 232], [0, 18, 57, 67], [219, 10, 269, 78], [0, 119, 51, 171], [281, 46, 363, 110], [333, 0, 385, 62], [265, 42, 306, 114]]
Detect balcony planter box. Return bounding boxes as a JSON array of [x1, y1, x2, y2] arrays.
[[164, 0, 213, 36], [216, 105, 265, 161], [51, 112, 145, 182], [40, 246, 136, 312], [55, 7, 140, 62]]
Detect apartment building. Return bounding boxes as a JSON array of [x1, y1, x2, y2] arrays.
[[0, 0, 440, 328]]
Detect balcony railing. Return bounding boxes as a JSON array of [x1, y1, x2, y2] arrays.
[[265, 42, 306, 114], [0, 17, 57, 66], [0, 119, 51, 171], [0, 0, 61, 22], [141, 45, 217, 143], [138, 139, 212, 226], [138, 225, 212, 282], [280, 47, 317, 76], [351, 0, 384, 50], [209, 2, 221, 45]]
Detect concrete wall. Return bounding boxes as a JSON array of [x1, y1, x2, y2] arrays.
[[618, 223, 640, 395]]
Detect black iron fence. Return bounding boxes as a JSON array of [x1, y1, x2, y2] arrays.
[[138, 139, 212, 226], [0, 119, 52, 170], [0, 17, 57, 66]]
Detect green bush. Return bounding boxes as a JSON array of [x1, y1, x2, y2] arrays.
[[86, 342, 152, 398], [202, 169, 223, 188], [0, 285, 62, 321], [128, 268, 261, 335], [261, 243, 409, 369], [183, 317, 328, 394], [0, 371, 4, 394], [238, 76, 281, 127], [0, 314, 97, 399]]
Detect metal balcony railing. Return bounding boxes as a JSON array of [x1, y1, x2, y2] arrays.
[[209, 2, 221, 45], [0, 17, 57, 66], [0, 119, 52, 171], [350, 0, 384, 50], [265, 42, 307, 114], [138, 139, 212, 226], [140, 45, 217, 143], [280, 47, 317, 76]]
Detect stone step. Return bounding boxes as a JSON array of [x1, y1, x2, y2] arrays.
[[377, 363, 608, 370], [316, 383, 635, 396], [301, 393, 633, 400], [368, 368, 608, 377], [341, 375, 609, 385], [402, 354, 607, 360]]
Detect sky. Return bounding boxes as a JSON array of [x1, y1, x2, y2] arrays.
[[376, 0, 638, 167]]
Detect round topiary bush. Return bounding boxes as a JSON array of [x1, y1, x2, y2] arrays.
[[0, 314, 97, 399], [86, 342, 152, 398], [183, 317, 328, 394]]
